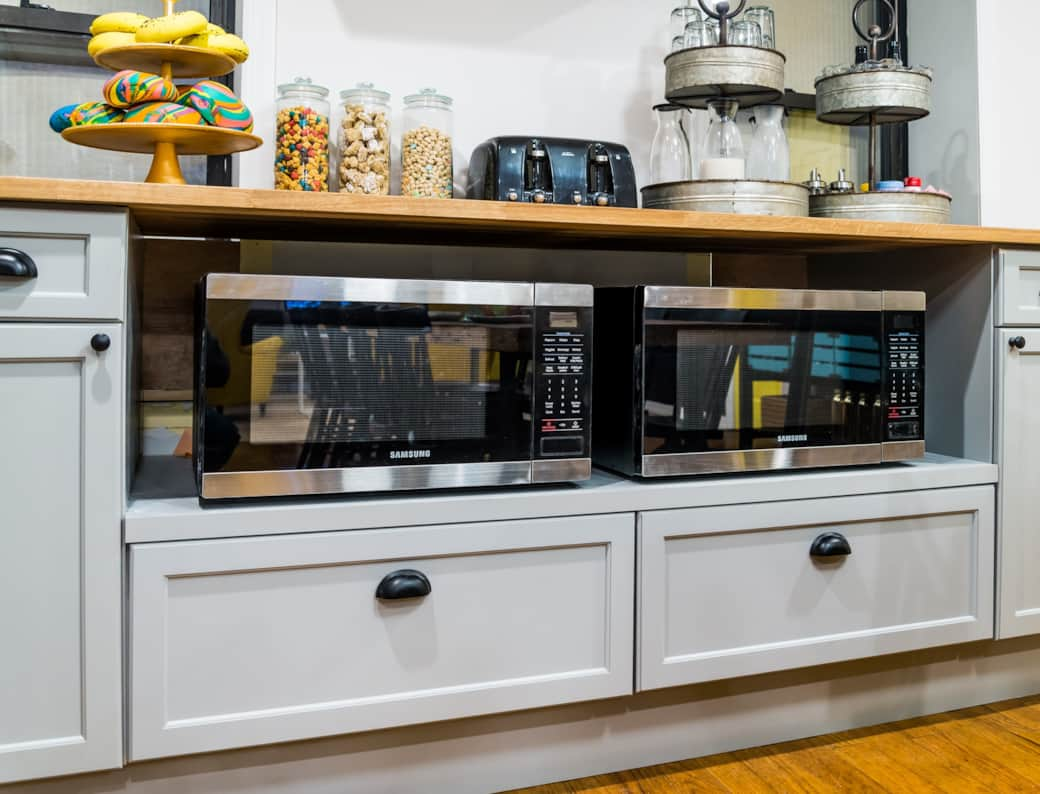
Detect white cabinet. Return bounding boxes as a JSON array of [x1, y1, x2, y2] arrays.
[[997, 251, 1040, 327], [638, 487, 995, 690], [0, 207, 126, 322], [0, 324, 123, 783], [129, 513, 634, 760], [996, 329, 1040, 638]]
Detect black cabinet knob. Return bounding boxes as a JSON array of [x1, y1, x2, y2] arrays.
[[0, 248, 37, 279], [1010, 336, 1027, 350], [90, 333, 111, 353], [376, 569, 431, 600], [810, 532, 852, 559]]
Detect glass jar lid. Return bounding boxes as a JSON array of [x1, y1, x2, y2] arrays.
[[403, 87, 453, 109], [340, 81, 390, 104], [277, 76, 329, 99]]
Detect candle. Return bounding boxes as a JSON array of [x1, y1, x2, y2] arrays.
[[699, 158, 745, 180]]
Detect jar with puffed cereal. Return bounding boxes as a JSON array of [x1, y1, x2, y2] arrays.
[[275, 77, 331, 192], [401, 87, 453, 199], [338, 82, 391, 196]]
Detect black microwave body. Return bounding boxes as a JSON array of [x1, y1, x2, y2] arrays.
[[195, 274, 593, 501], [593, 286, 925, 477]]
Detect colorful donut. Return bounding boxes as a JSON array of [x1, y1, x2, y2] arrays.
[[69, 102, 125, 126], [49, 104, 78, 133], [123, 101, 203, 125], [180, 80, 253, 131], [102, 70, 178, 108]]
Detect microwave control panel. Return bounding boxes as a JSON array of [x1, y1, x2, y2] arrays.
[[883, 311, 925, 442], [534, 306, 593, 459]]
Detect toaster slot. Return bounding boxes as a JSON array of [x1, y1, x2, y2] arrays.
[[524, 140, 554, 204], [587, 144, 615, 206]]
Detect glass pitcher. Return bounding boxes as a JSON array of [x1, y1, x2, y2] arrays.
[[747, 105, 789, 181], [700, 99, 745, 180], [649, 104, 691, 184]]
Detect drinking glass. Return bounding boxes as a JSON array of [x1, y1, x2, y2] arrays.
[[744, 6, 776, 49], [671, 34, 686, 52], [683, 20, 712, 48], [705, 18, 720, 44], [729, 20, 763, 47], [670, 4, 703, 40]]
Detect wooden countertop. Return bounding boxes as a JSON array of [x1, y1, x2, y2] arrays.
[[2, 176, 1038, 253]]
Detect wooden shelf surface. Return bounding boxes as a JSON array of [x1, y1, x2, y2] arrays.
[[2, 176, 1038, 252]]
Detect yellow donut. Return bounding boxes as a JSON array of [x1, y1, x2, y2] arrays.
[[87, 31, 136, 58], [205, 23, 226, 36], [89, 12, 149, 35], [135, 11, 207, 43], [206, 33, 249, 63]]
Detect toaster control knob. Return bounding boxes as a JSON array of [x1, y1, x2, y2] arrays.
[[595, 194, 610, 207], [572, 191, 583, 204], [532, 190, 547, 204], [507, 190, 519, 202]]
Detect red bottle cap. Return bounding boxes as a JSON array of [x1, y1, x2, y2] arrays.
[[905, 176, 922, 187]]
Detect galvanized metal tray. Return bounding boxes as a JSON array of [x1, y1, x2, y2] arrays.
[[809, 191, 951, 224], [642, 180, 809, 217], [665, 46, 785, 109], [815, 68, 932, 125]]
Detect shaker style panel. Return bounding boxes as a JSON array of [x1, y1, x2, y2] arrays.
[[998, 250, 1040, 326], [638, 487, 994, 691], [129, 513, 635, 760], [996, 329, 1040, 638], [0, 324, 123, 783], [0, 207, 126, 321]]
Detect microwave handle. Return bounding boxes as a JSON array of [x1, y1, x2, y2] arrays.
[[810, 532, 852, 559], [376, 569, 432, 601]]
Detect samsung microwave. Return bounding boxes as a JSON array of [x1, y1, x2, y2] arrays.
[[593, 286, 925, 477], [195, 274, 593, 501]]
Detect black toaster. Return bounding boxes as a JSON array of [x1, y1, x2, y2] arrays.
[[466, 137, 638, 208]]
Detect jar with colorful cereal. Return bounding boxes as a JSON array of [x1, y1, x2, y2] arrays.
[[338, 82, 391, 195], [401, 88, 453, 199], [275, 77, 330, 192]]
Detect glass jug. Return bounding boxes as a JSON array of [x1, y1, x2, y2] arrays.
[[649, 104, 691, 184], [700, 99, 745, 180], [747, 105, 789, 181]]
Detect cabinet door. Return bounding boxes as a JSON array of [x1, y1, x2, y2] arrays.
[[997, 329, 1040, 638], [0, 324, 122, 783]]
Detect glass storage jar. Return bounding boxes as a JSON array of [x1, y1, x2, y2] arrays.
[[338, 82, 391, 195], [401, 87, 454, 199], [275, 77, 331, 192], [649, 104, 691, 184]]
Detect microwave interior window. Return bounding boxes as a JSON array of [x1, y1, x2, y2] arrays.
[[643, 309, 883, 454], [202, 299, 534, 473]]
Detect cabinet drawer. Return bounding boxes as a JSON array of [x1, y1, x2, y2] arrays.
[[638, 487, 994, 691], [130, 513, 634, 760], [0, 207, 126, 321], [998, 250, 1040, 326]]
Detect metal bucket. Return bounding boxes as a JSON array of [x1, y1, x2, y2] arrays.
[[642, 180, 809, 216], [665, 46, 785, 108], [810, 191, 951, 224], [815, 68, 932, 125]]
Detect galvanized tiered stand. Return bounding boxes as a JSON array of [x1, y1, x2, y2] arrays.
[[810, 0, 950, 223], [643, 0, 810, 217]]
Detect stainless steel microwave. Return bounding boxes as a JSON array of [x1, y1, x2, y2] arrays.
[[593, 286, 925, 477], [195, 274, 593, 501]]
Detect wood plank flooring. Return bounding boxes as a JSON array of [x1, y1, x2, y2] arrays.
[[507, 695, 1040, 793]]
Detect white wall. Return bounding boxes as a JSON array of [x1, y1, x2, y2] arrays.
[[236, 0, 859, 193]]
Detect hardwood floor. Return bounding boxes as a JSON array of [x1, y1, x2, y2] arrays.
[[507, 695, 1040, 793]]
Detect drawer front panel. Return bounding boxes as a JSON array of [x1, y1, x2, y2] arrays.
[[130, 513, 634, 760], [0, 207, 126, 321], [639, 487, 994, 690], [999, 251, 1040, 326]]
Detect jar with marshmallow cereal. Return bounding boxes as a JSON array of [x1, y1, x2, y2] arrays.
[[274, 77, 330, 192], [401, 87, 454, 199], [338, 82, 391, 195]]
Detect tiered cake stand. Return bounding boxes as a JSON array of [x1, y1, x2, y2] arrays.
[[643, 0, 810, 217], [810, 0, 949, 223], [62, 0, 261, 184]]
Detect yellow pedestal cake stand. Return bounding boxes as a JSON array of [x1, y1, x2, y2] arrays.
[[63, 0, 261, 184]]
